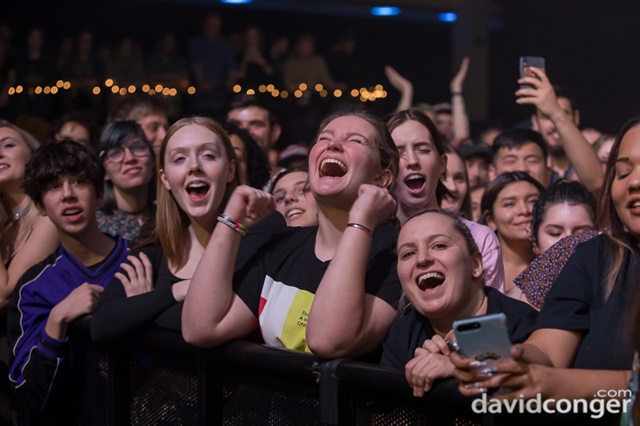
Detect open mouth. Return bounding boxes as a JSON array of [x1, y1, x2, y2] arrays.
[[286, 209, 303, 219], [62, 208, 82, 216], [404, 174, 425, 191], [186, 182, 210, 199], [417, 272, 445, 291], [319, 158, 347, 178]]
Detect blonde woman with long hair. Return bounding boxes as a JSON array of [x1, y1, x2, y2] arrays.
[[0, 120, 58, 310]]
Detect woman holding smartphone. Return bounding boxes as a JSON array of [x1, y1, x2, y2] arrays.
[[381, 209, 536, 397], [182, 109, 402, 358], [452, 117, 640, 416]]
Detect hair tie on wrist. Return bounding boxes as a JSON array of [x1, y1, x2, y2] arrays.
[[347, 223, 373, 237], [451, 92, 463, 96], [218, 214, 248, 236]]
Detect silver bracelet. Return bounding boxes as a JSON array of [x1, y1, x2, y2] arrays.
[[347, 223, 373, 237]]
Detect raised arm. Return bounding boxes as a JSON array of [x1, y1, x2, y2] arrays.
[[516, 67, 603, 196], [182, 186, 274, 347], [450, 57, 470, 142], [385, 65, 414, 112], [306, 184, 398, 358]]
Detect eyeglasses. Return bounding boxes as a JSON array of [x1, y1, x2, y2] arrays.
[[100, 141, 150, 163]]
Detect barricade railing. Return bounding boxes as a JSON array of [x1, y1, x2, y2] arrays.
[[6, 326, 484, 426]]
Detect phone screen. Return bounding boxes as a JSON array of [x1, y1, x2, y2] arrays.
[[519, 56, 545, 89]]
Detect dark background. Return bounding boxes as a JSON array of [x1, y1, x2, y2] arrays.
[[2, 0, 639, 136]]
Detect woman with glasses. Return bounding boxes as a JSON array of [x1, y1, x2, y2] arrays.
[[96, 120, 155, 241]]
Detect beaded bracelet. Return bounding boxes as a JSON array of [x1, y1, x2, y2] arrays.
[[347, 223, 373, 237], [217, 214, 248, 236]]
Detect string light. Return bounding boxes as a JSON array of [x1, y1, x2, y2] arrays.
[[7, 80, 387, 102]]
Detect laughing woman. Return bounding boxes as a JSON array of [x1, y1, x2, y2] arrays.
[[182, 109, 402, 358], [91, 117, 240, 341], [381, 209, 536, 396]]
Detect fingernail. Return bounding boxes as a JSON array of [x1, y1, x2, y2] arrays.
[[477, 367, 497, 378], [469, 360, 487, 367], [513, 346, 523, 357], [464, 382, 486, 390]]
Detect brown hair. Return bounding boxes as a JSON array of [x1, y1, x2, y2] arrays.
[[397, 208, 483, 315], [595, 117, 640, 298], [317, 109, 399, 190], [386, 108, 450, 203], [138, 117, 239, 269]]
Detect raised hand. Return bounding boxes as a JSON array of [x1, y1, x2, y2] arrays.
[[115, 253, 154, 297], [223, 185, 275, 228], [384, 65, 413, 92], [348, 184, 397, 230], [515, 67, 563, 120], [450, 57, 469, 94]]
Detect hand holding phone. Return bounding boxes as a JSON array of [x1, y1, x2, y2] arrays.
[[452, 313, 512, 367], [519, 56, 545, 90]]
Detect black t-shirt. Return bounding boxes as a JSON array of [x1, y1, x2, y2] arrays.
[[380, 287, 538, 369], [534, 234, 638, 370], [234, 224, 402, 353], [92, 212, 287, 340]]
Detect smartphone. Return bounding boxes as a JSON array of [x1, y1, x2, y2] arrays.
[[452, 313, 512, 365], [519, 56, 545, 89]]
